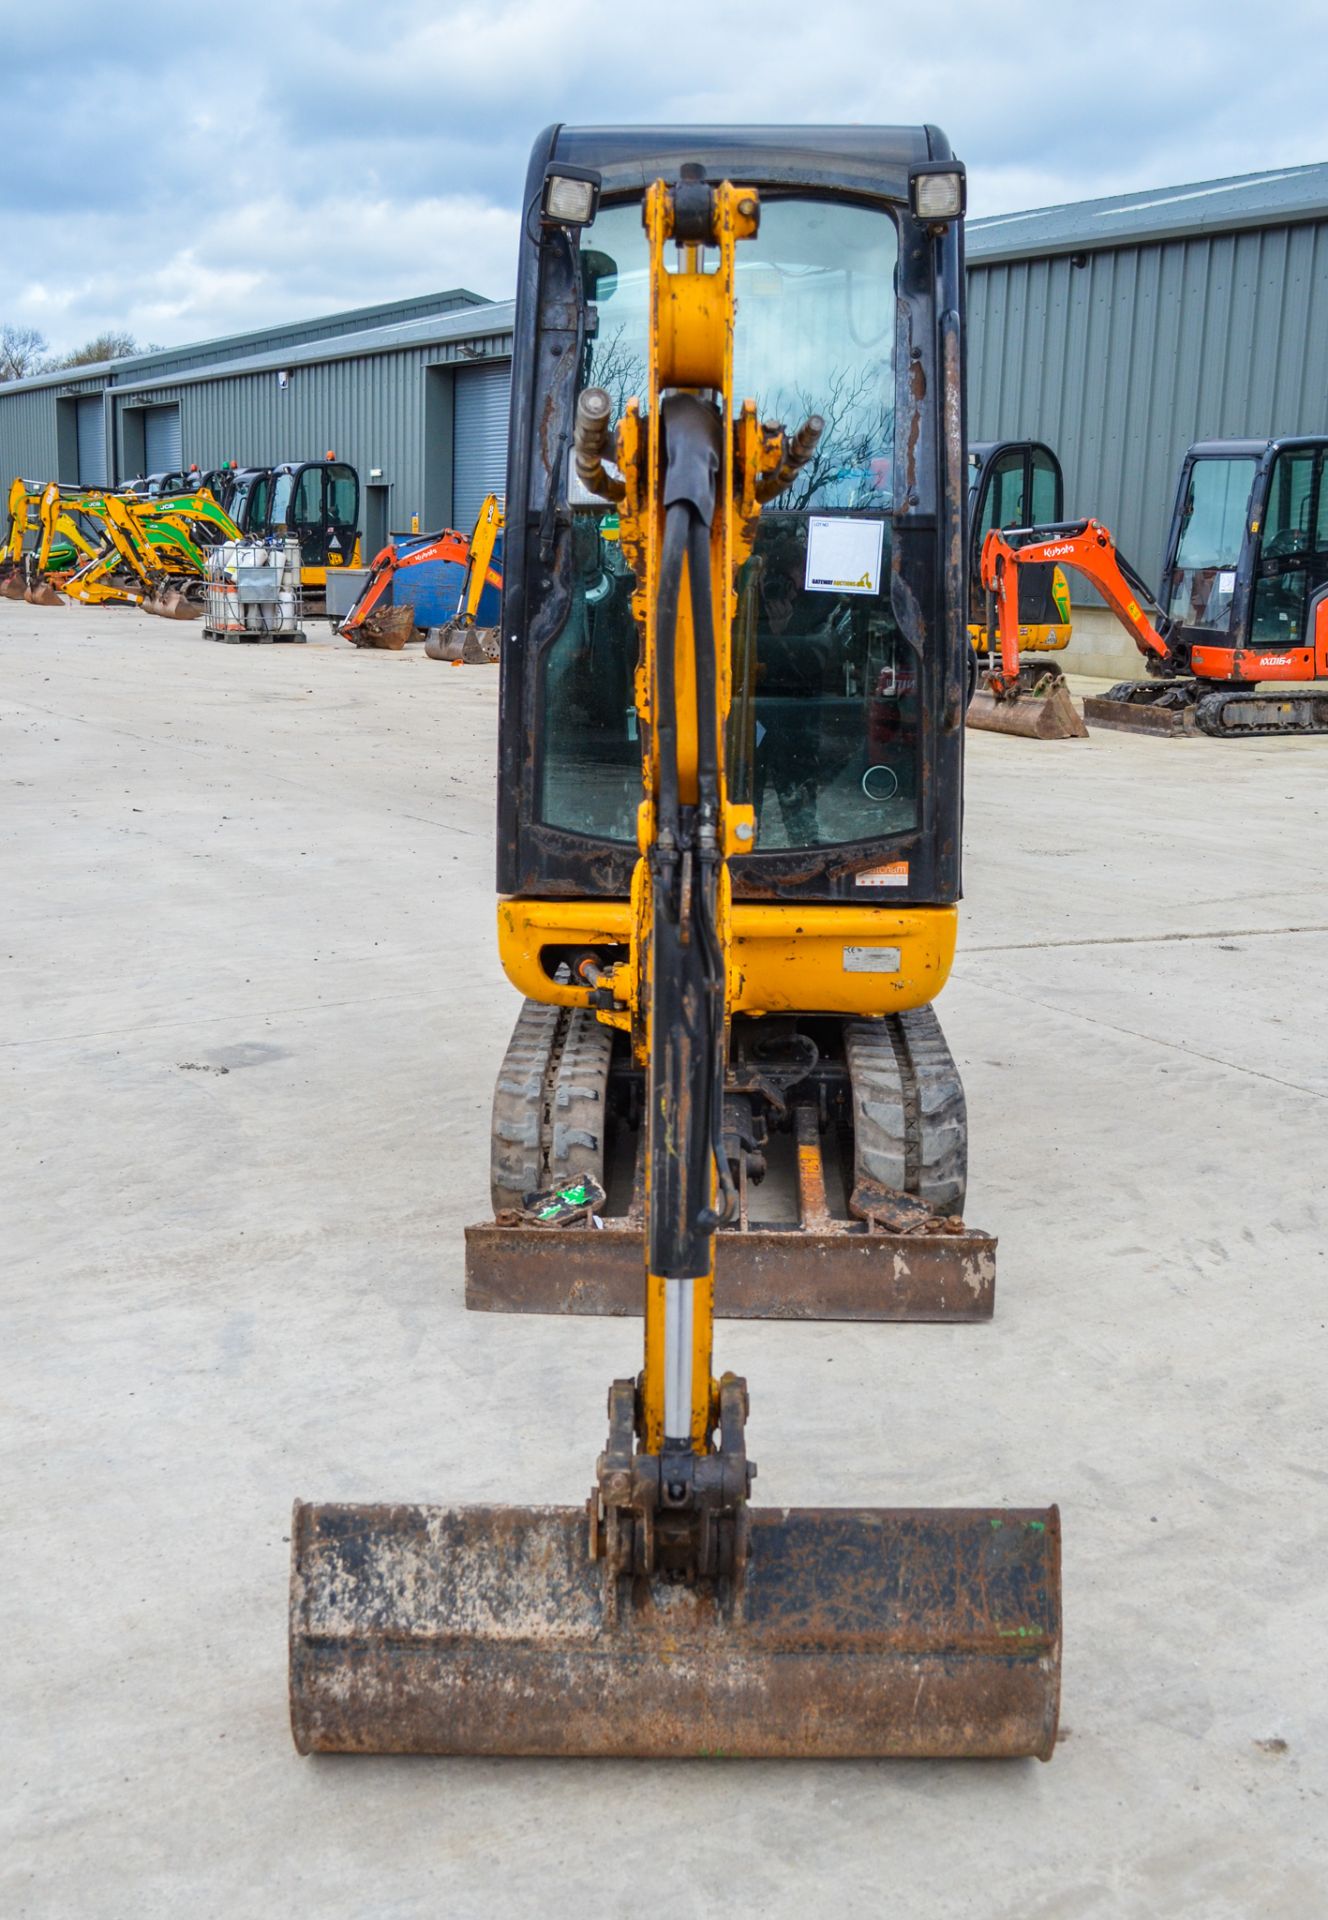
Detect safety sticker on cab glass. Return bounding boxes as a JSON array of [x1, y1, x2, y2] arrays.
[[843, 946, 902, 973], [855, 860, 909, 887]]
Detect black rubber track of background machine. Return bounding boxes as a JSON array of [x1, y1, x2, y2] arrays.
[[489, 1000, 614, 1214], [1194, 688, 1328, 737], [844, 1005, 968, 1215]]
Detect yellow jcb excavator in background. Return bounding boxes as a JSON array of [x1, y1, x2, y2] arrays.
[[0, 478, 56, 601], [231, 458, 361, 612], [59, 489, 229, 618], [424, 492, 505, 659], [289, 128, 1061, 1761]]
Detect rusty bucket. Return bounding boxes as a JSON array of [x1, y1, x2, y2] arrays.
[[143, 587, 202, 620], [23, 577, 64, 608], [350, 605, 416, 649], [290, 1499, 1061, 1759], [967, 665, 1087, 740]]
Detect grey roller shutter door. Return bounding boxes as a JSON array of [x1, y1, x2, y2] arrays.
[[451, 362, 510, 530], [75, 397, 106, 485], [143, 404, 181, 472]]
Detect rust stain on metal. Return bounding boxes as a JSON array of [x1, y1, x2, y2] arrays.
[[464, 1215, 995, 1321], [290, 1501, 1061, 1759]]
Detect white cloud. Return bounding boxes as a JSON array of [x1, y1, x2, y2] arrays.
[[2, 0, 1324, 353]]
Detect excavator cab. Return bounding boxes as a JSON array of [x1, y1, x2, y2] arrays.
[[267, 459, 360, 571], [1079, 436, 1328, 735], [967, 440, 1071, 651], [1162, 437, 1328, 650], [229, 459, 361, 611], [289, 126, 1060, 1765], [470, 126, 996, 1318]]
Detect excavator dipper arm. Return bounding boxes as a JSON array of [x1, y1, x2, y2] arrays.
[[981, 519, 1179, 690]]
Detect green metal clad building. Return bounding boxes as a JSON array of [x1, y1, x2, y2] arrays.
[[3, 162, 1327, 628], [0, 288, 514, 547], [967, 162, 1328, 610]]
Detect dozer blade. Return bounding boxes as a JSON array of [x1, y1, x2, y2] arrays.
[[466, 1216, 995, 1320], [967, 672, 1087, 740], [1082, 685, 1196, 736], [290, 1500, 1061, 1759]]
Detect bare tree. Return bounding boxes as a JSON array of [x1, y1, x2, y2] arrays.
[[764, 364, 894, 512], [585, 324, 648, 423], [0, 324, 49, 382], [56, 330, 141, 368]]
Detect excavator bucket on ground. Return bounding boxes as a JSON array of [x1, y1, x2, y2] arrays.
[[967, 663, 1087, 739], [142, 585, 201, 620], [290, 1500, 1060, 1758], [290, 145, 1062, 1767], [23, 576, 64, 608]]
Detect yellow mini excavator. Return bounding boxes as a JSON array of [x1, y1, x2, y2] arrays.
[[289, 127, 1061, 1761]]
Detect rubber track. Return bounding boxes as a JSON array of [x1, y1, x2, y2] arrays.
[[1195, 689, 1328, 738], [489, 999, 614, 1213], [844, 1005, 968, 1214]]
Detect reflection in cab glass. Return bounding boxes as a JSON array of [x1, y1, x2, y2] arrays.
[[537, 194, 916, 853], [1166, 456, 1255, 634]]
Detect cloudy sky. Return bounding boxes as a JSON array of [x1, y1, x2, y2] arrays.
[[5, 0, 1323, 355]]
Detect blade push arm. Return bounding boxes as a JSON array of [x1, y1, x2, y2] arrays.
[[981, 519, 1178, 689]]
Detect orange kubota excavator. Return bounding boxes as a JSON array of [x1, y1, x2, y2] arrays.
[[980, 443, 1328, 740]]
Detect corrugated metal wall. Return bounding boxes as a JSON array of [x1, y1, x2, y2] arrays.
[[968, 219, 1328, 584], [145, 351, 435, 526], [104, 342, 510, 534], [1, 386, 62, 480]]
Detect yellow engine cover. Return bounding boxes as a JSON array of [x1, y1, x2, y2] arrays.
[[497, 897, 957, 1022]]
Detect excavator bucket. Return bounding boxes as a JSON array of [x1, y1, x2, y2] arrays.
[[353, 604, 416, 649], [0, 571, 25, 601], [24, 578, 64, 608], [967, 666, 1087, 740], [423, 620, 465, 660], [144, 587, 201, 620], [290, 1500, 1061, 1758]]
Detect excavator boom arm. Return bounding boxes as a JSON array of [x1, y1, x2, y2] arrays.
[[981, 520, 1176, 684]]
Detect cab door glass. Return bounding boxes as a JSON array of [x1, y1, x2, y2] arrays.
[[980, 450, 1027, 535], [538, 196, 909, 853], [289, 467, 326, 564], [1029, 449, 1060, 524], [269, 472, 296, 530], [1019, 451, 1066, 628], [1167, 456, 1255, 632], [1251, 450, 1316, 646], [326, 466, 359, 559], [247, 473, 273, 532]]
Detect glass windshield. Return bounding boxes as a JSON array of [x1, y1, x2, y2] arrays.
[[248, 474, 274, 531], [1030, 449, 1060, 523], [539, 195, 908, 852], [1167, 455, 1255, 631], [327, 465, 358, 526], [270, 472, 295, 528], [292, 468, 322, 527]]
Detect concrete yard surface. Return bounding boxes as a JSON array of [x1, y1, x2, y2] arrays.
[[3, 601, 1326, 1918]]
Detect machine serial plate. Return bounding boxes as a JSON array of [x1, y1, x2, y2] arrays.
[[842, 946, 901, 973]]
